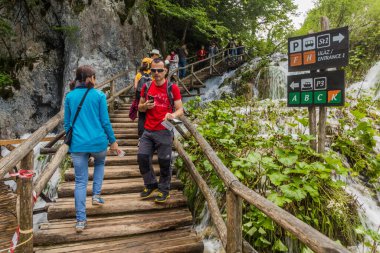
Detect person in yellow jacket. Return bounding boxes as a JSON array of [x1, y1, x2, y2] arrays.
[[134, 57, 153, 138]]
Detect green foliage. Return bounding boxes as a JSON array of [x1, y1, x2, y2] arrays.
[[332, 95, 380, 183], [146, 0, 295, 56], [176, 96, 379, 252]]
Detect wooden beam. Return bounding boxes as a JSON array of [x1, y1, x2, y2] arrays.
[[227, 190, 242, 253], [0, 111, 63, 180], [318, 16, 330, 154], [309, 107, 317, 150], [43, 131, 65, 148], [16, 151, 34, 253], [0, 137, 57, 146], [34, 144, 69, 197]]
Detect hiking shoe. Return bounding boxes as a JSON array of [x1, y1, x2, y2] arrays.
[[154, 191, 170, 203], [140, 187, 158, 199], [92, 195, 105, 206], [75, 221, 87, 233]]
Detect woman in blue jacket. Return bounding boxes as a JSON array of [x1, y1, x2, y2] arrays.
[[64, 65, 118, 232]]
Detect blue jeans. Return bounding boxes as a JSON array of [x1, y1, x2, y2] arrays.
[[71, 151, 107, 221], [178, 58, 186, 78]]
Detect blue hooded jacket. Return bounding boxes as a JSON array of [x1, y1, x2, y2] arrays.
[[64, 86, 116, 153]]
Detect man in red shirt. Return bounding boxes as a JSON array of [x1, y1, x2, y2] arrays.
[[137, 58, 184, 202]]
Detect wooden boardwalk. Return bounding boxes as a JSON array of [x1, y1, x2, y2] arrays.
[[33, 103, 204, 252]]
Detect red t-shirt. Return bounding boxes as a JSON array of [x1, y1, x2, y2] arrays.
[[140, 80, 181, 131]]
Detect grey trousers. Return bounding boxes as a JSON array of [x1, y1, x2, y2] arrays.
[[137, 129, 173, 193]]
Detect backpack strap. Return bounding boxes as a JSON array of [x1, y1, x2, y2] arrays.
[[143, 80, 153, 100], [167, 82, 174, 112]]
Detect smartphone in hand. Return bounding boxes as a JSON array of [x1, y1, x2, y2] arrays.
[[148, 95, 154, 103]]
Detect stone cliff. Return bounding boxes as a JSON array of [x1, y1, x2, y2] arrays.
[[0, 0, 152, 138]]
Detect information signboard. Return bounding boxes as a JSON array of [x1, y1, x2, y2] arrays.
[[288, 27, 349, 72], [287, 70, 345, 107]]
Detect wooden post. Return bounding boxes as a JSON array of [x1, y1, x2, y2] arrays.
[[318, 17, 329, 154], [309, 106, 317, 150], [109, 80, 115, 113], [16, 151, 34, 253], [190, 65, 194, 87], [227, 190, 242, 253]]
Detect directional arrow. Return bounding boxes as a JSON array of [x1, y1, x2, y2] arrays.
[[290, 81, 300, 90], [333, 33, 345, 43]]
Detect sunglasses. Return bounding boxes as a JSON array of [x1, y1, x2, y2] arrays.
[[151, 68, 165, 73]]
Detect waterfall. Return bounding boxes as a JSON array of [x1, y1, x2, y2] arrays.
[[347, 61, 380, 99], [195, 205, 224, 253]]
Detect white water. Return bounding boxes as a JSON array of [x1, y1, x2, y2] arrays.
[[347, 61, 380, 99], [195, 205, 224, 253]]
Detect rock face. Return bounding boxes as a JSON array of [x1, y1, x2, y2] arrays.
[[0, 0, 152, 138]]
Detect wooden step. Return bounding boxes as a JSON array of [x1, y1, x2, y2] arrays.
[[34, 227, 203, 252], [111, 118, 139, 123], [109, 113, 132, 118], [58, 177, 183, 197], [106, 146, 138, 156], [114, 133, 138, 139], [64, 165, 160, 181], [48, 190, 187, 219], [111, 122, 137, 128], [112, 129, 137, 134], [34, 208, 193, 246], [117, 139, 139, 146], [93, 155, 158, 166], [113, 110, 130, 114]]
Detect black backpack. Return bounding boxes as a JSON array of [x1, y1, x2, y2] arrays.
[[135, 72, 152, 100], [143, 81, 175, 112]]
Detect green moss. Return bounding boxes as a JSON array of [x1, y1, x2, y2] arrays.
[[72, 0, 86, 15]]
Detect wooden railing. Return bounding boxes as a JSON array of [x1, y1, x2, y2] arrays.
[[170, 47, 248, 92], [0, 73, 133, 252], [174, 115, 351, 253]]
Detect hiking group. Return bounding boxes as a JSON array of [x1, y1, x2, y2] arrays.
[[64, 42, 243, 233]]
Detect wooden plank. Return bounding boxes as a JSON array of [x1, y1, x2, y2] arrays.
[[111, 122, 137, 128], [34, 208, 193, 245], [34, 228, 201, 253], [64, 164, 161, 181], [0, 137, 57, 146], [86, 155, 158, 166], [117, 139, 139, 146], [57, 177, 183, 197], [47, 190, 187, 219]]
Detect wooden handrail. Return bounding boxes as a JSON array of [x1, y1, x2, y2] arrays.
[[95, 71, 128, 89], [0, 111, 63, 180], [173, 138, 257, 253], [34, 144, 69, 197], [179, 115, 350, 253]]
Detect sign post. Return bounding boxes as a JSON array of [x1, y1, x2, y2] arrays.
[[287, 17, 349, 153]]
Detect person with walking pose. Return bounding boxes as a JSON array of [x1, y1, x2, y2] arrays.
[[64, 65, 118, 232], [137, 58, 184, 203]]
